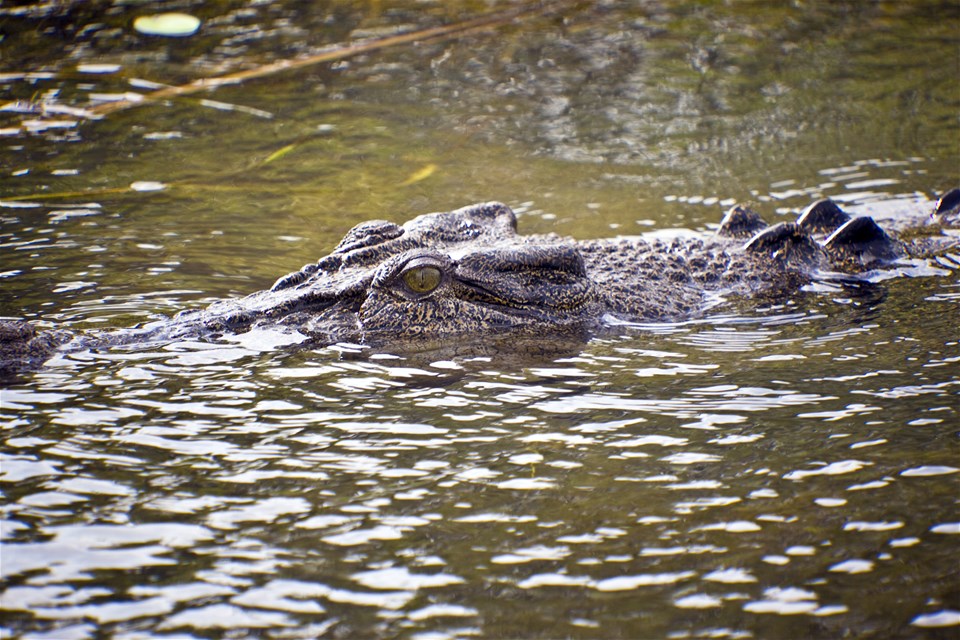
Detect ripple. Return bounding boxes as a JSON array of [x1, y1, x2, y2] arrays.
[[814, 498, 847, 507], [675, 594, 724, 609], [662, 452, 721, 465], [911, 610, 960, 628], [536, 386, 839, 416], [0, 453, 63, 482], [900, 465, 958, 477], [129, 582, 237, 602], [351, 567, 464, 590], [33, 597, 174, 624], [743, 587, 819, 615], [843, 521, 904, 532], [56, 477, 135, 497], [829, 559, 874, 574], [495, 478, 556, 490], [783, 460, 871, 481], [640, 545, 727, 556], [452, 513, 537, 524], [408, 603, 479, 621], [295, 515, 358, 530], [606, 434, 688, 448], [517, 570, 698, 591], [492, 545, 571, 564], [703, 568, 757, 583], [2, 523, 213, 584], [930, 523, 960, 535], [517, 573, 593, 589], [847, 480, 890, 491], [594, 572, 697, 591], [785, 546, 816, 556], [239, 579, 412, 611], [231, 589, 325, 615], [158, 603, 293, 631], [889, 537, 921, 548], [321, 525, 405, 546], [1, 586, 112, 612], [693, 521, 762, 533], [206, 497, 311, 530]]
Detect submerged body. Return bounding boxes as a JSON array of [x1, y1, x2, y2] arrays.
[[2, 192, 958, 372]]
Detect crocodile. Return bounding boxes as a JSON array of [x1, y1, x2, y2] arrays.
[[1, 190, 958, 373]]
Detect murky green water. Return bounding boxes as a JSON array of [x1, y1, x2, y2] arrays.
[[2, 1, 958, 638]]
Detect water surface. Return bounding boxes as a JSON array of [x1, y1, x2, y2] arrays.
[[1, 1, 958, 638]]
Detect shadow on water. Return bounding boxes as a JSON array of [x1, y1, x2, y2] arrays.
[[1, 1, 959, 638]]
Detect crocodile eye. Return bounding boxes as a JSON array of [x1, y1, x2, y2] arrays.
[[402, 264, 442, 294]]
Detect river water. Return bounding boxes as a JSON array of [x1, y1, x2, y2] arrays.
[[1, 1, 958, 638]]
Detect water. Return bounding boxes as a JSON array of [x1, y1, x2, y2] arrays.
[[1, 1, 958, 638]]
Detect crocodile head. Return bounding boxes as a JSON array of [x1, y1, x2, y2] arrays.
[[235, 202, 603, 345]]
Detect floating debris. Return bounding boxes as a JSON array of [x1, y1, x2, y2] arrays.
[[197, 98, 273, 119], [400, 163, 437, 186], [133, 13, 202, 37]]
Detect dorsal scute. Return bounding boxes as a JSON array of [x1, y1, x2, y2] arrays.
[[797, 198, 850, 235], [744, 222, 824, 269], [933, 187, 960, 224], [824, 216, 903, 266]]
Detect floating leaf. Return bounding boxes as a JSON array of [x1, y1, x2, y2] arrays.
[[400, 163, 437, 186], [133, 13, 201, 37], [262, 143, 299, 165]]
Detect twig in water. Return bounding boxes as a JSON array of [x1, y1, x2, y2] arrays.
[[89, 1, 578, 118]]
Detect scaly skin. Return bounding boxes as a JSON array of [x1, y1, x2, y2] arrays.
[[1, 191, 958, 373]]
